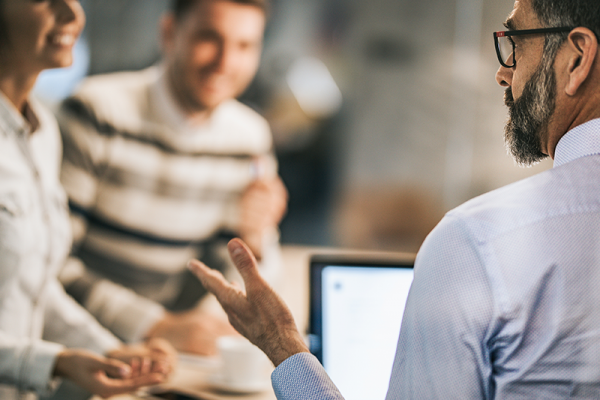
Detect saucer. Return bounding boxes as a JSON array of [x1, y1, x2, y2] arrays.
[[208, 373, 269, 394]]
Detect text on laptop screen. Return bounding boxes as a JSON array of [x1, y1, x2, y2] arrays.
[[321, 265, 414, 400]]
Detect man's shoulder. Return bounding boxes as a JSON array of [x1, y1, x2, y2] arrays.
[[446, 157, 600, 239], [74, 67, 157, 101], [60, 67, 158, 133]]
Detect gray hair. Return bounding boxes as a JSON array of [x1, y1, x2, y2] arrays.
[[529, 0, 600, 71], [532, 0, 600, 42]]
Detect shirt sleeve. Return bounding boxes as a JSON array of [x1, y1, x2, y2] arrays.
[[56, 98, 167, 343], [58, 257, 166, 343], [385, 214, 494, 399], [42, 278, 121, 355], [0, 331, 64, 396], [271, 353, 345, 400]]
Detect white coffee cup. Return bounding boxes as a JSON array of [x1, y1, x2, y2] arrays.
[[216, 336, 270, 390]]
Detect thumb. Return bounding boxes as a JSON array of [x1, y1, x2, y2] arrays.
[[100, 358, 132, 379], [227, 239, 263, 288]]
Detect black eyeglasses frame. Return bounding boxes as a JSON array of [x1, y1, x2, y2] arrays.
[[493, 27, 574, 68]]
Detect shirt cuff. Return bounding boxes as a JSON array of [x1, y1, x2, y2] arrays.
[[271, 352, 343, 400], [20, 340, 64, 396]]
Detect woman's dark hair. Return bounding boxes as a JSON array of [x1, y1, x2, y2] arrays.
[[171, 0, 269, 21]]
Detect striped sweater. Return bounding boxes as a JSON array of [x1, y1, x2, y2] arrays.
[[57, 66, 282, 342]]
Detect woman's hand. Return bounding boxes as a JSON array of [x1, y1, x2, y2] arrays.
[[106, 338, 177, 378], [53, 348, 165, 398]]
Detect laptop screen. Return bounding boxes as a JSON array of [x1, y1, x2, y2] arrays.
[[309, 256, 414, 400]]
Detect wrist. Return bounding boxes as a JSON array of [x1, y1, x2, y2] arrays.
[[265, 333, 310, 367], [53, 349, 75, 378]]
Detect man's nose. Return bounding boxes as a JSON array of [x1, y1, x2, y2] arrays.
[[496, 64, 513, 87], [496, 53, 514, 87], [213, 45, 236, 73]]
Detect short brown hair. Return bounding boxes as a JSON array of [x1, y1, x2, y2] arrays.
[[171, 0, 269, 21]]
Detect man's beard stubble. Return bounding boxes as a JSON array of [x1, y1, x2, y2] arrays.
[[504, 52, 558, 166]]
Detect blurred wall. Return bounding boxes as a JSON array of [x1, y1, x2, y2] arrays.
[[84, 0, 169, 74]]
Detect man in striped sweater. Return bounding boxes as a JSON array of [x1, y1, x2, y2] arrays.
[[56, 0, 287, 355]]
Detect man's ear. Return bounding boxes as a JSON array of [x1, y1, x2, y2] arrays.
[[160, 13, 177, 56], [565, 27, 598, 96]]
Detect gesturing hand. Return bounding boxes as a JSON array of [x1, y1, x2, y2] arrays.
[[53, 349, 165, 398], [187, 238, 309, 366]]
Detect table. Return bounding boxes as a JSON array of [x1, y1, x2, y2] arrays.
[[97, 245, 415, 400]]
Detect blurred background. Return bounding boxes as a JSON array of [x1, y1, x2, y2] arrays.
[[35, 0, 553, 253]]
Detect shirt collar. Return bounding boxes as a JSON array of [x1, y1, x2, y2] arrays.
[[553, 118, 600, 168], [151, 65, 188, 130], [0, 90, 36, 137], [150, 64, 218, 134]]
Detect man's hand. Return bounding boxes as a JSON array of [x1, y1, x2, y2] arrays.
[[53, 349, 165, 398], [146, 309, 238, 356], [187, 238, 309, 367], [239, 177, 288, 258], [106, 338, 176, 378]]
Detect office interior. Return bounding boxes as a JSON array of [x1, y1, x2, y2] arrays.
[[34, 0, 553, 254]]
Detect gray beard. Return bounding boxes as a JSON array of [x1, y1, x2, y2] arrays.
[[503, 57, 557, 166]]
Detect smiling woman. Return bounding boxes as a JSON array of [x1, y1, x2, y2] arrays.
[[0, 0, 84, 90], [0, 1, 175, 399]]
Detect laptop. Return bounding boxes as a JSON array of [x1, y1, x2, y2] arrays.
[[308, 254, 415, 400]]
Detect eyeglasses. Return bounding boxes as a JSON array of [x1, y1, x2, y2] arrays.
[[493, 27, 574, 68]]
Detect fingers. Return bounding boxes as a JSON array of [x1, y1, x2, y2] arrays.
[[151, 360, 171, 375], [145, 337, 177, 374], [106, 342, 175, 380], [140, 357, 152, 375], [186, 238, 308, 367], [188, 239, 266, 299], [98, 357, 132, 379], [96, 357, 164, 397], [58, 350, 166, 399], [226, 239, 263, 288], [187, 259, 234, 302]]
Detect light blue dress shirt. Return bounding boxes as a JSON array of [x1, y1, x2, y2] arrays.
[[271, 118, 600, 399]]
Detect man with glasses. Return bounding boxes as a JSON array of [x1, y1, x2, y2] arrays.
[[187, 0, 600, 398]]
